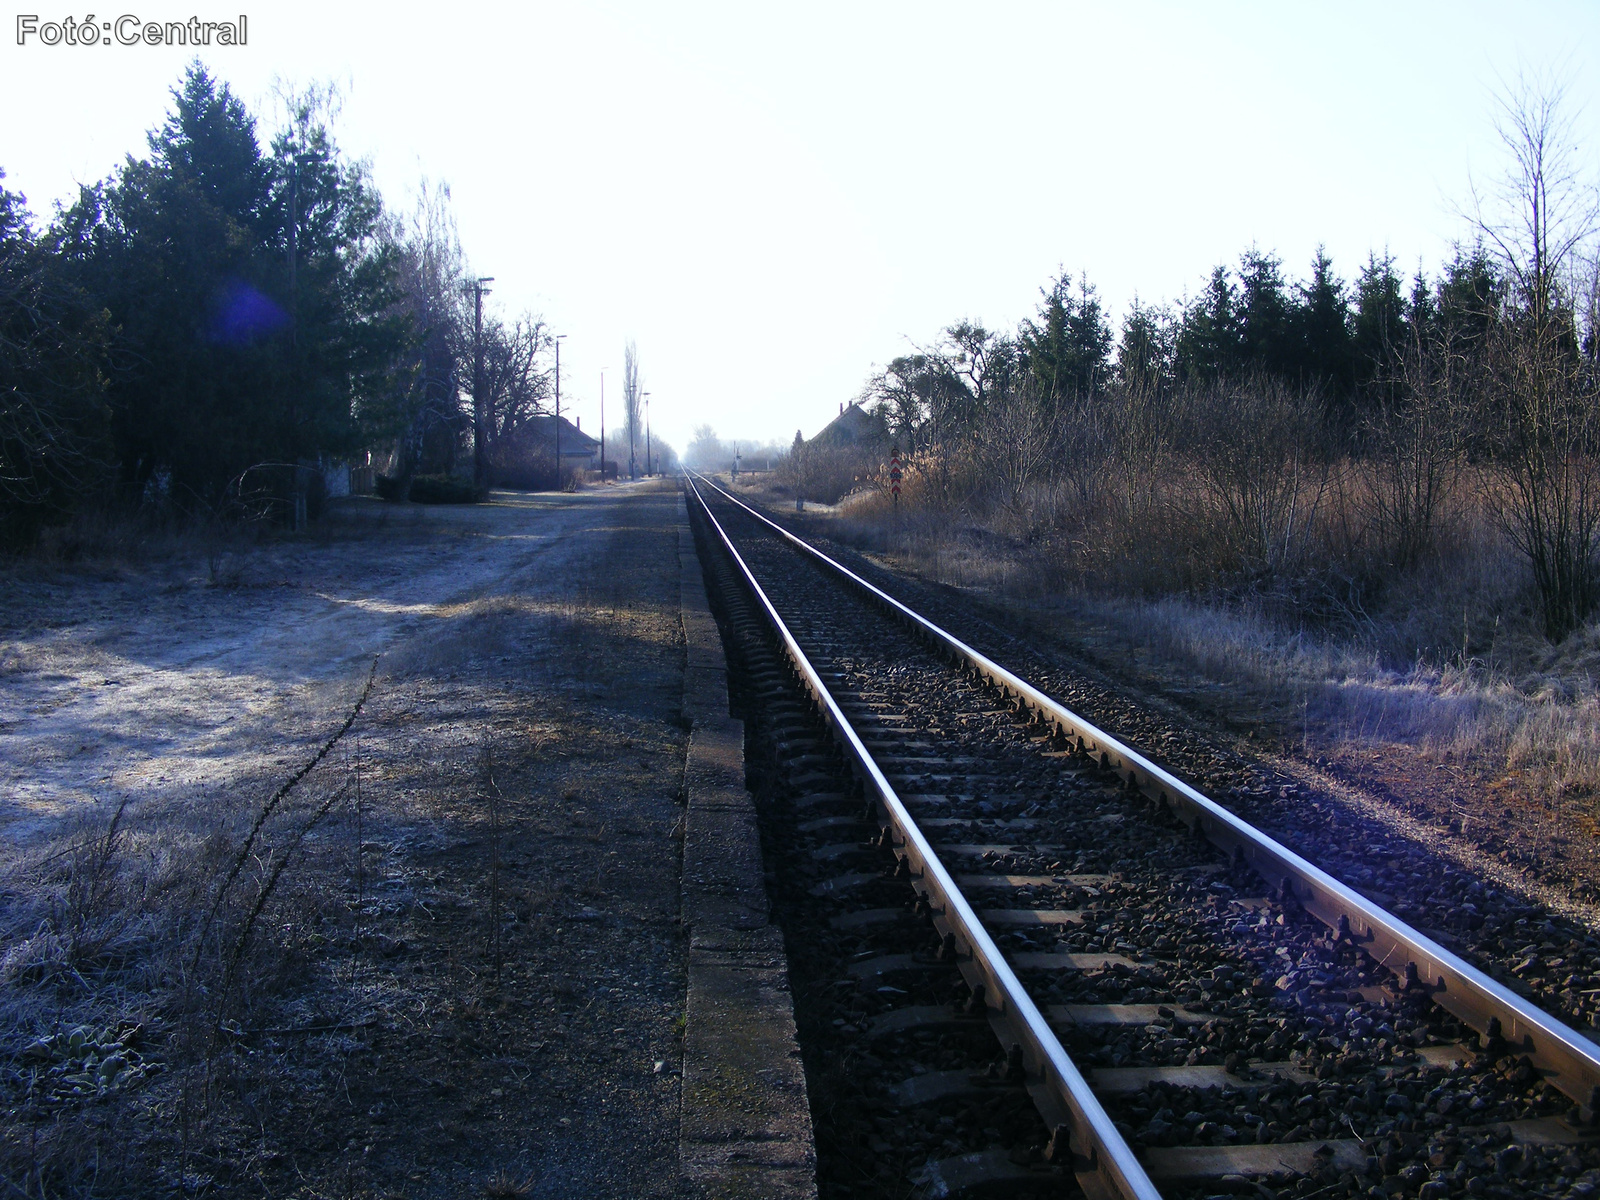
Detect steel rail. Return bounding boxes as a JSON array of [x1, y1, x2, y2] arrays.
[[691, 473, 1600, 1117], [686, 473, 1161, 1200]]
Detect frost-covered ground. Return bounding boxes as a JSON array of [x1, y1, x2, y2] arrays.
[[0, 491, 610, 842], [0, 482, 694, 1199]]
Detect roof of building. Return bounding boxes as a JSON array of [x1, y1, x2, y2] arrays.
[[809, 401, 887, 450], [513, 414, 600, 457]]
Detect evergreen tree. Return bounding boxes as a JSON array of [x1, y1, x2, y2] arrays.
[[1115, 298, 1174, 394], [1174, 265, 1242, 382], [1434, 244, 1501, 352], [1294, 247, 1354, 395], [0, 173, 112, 543], [1064, 276, 1112, 395], [1018, 271, 1112, 405], [1353, 251, 1407, 393], [1237, 248, 1295, 378], [263, 92, 407, 470], [1406, 268, 1434, 330], [153, 66, 271, 232], [63, 73, 273, 500], [58, 64, 407, 506]]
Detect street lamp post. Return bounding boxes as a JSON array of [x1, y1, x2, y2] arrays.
[[644, 392, 652, 477], [470, 276, 494, 491], [628, 386, 637, 481], [553, 334, 566, 490]]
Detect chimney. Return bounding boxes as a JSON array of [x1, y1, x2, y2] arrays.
[[839, 402, 844, 414], [576, 416, 581, 431]]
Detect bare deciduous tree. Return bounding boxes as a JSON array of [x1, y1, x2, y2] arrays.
[[684, 423, 725, 470], [1473, 74, 1600, 639], [481, 314, 551, 448], [383, 179, 470, 481]]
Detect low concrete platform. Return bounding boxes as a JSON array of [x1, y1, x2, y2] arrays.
[[678, 495, 818, 1198]]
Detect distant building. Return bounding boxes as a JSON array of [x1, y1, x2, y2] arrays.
[[789, 401, 890, 505], [807, 400, 889, 451], [492, 414, 600, 489]]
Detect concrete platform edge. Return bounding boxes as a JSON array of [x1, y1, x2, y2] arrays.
[[678, 490, 818, 1199]]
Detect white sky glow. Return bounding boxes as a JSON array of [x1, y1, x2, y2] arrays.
[[4, 1, 1597, 452]]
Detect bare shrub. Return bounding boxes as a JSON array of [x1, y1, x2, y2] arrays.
[[1172, 376, 1332, 593], [1484, 320, 1600, 640], [966, 384, 1061, 516], [777, 440, 879, 506], [0, 664, 378, 1196], [1357, 327, 1468, 575]]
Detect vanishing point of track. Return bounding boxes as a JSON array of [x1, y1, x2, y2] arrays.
[[686, 473, 1600, 1200]]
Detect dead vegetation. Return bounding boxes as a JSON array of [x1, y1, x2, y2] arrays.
[[812, 465, 1600, 798], [0, 662, 377, 1196]]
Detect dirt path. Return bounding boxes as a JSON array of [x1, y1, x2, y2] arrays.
[[2, 490, 625, 839], [0, 483, 693, 1199]]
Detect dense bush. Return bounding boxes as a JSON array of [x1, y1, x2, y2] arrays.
[[406, 473, 483, 504]]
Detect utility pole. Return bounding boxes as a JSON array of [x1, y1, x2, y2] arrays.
[[553, 334, 566, 490], [644, 392, 652, 477], [599, 372, 606, 482], [471, 276, 494, 491], [287, 151, 302, 528], [628, 392, 637, 481]]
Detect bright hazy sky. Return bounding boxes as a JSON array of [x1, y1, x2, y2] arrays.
[[4, 2, 1597, 453]]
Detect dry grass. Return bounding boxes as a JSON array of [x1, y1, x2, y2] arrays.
[[0, 670, 374, 1197], [1072, 588, 1600, 793], [764, 467, 1600, 807]]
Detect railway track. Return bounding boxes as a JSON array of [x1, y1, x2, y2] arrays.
[[685, 472, 1600, 1200]]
